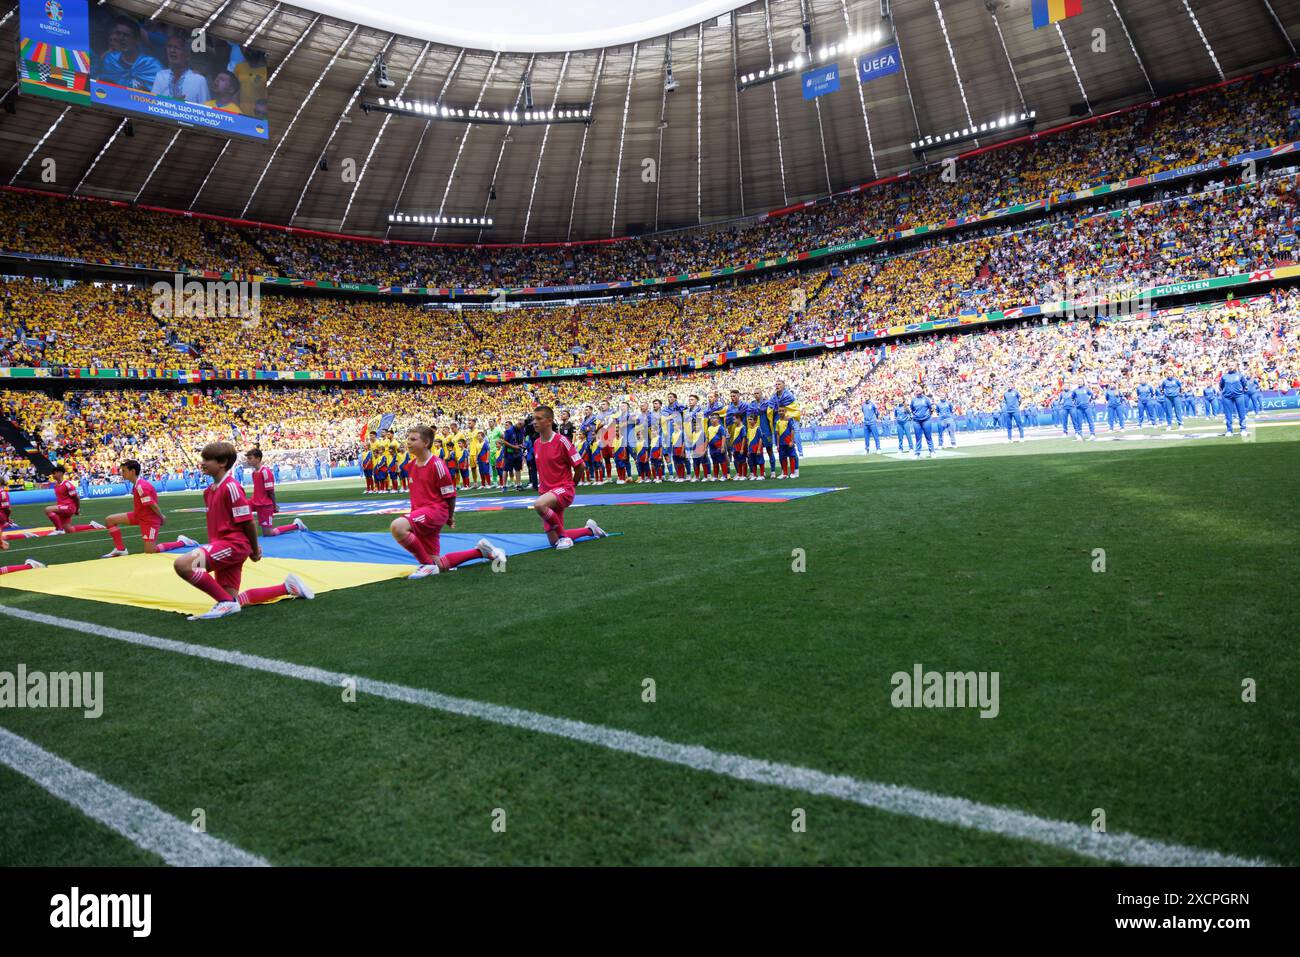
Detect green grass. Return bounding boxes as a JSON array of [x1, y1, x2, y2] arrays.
[[1, 424, 1297, 865]]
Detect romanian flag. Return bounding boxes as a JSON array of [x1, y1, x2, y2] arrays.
[[1032, 0, 1082, 29]]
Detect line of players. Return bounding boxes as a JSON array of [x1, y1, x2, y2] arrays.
[[856, 363, 1265, 456], [360, 382, 805, 494], [360, 426, 496, 494], [568, 386, 803, 485]]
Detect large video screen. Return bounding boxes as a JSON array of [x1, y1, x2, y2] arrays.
[[17, 0, 269, 141]]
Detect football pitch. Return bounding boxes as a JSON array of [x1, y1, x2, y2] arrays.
[[1, 422, 1296, 866]]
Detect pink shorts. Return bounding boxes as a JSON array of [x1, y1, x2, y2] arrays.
[[128, 512, 162, 542], [255, 504, 276, 528], [545, 485, 575, 520], [201, 539, 252, 595], [408, 505, 448, 553], [52, 504, 77, 518]]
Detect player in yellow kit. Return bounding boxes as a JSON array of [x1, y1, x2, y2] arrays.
[[361, 429, 378, 493], [370, 432, 390, 492]]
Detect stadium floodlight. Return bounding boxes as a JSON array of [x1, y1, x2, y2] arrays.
[[389, 212, 493, 227], [914, 111, 1037, 153], [739, 27, 889, 90]]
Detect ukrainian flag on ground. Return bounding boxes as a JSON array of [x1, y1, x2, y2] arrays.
[[1032, 0, 1082, 29]]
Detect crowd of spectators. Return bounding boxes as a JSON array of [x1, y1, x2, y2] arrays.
[[839, 292, 1299, 423], [3, 172, 1295, 378], [1, 66, 1295, 288], [2, 291, 1294, 483]]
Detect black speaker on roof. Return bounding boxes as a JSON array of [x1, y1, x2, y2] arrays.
[[1069, 101, 1089, 117]]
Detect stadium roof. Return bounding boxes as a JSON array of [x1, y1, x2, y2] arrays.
[[1, 0, 1297, 245], [293, 0, 750, 54]]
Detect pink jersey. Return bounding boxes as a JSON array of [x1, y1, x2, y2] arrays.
[[0, 485, 9, 515], [408, 454, 455, 512], [251, 466, 276, 508], [203, 472, 253, 544], [54, 479, 79, 512], [131, 479, 161, 524], [533, 432, 582, 493]]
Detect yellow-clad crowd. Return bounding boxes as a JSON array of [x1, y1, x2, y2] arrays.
[[0, 66, 1293, 288], [3, 290, 1294, 483], [5, 171, 1294, 379]]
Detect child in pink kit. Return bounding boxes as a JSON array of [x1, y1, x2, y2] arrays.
[[173, 442, 314, 621], [529, 405, 609, 551], [244, 448, 307, 537], [102, 459, 199, 557]]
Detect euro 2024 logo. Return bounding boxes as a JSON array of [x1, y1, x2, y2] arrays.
[[44, 1, 63, 23]]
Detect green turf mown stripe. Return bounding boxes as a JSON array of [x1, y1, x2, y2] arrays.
[[0, 604, 1270, 868], [0, 725, 268, 867]]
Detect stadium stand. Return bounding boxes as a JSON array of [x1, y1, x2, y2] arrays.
[[1, 65, 1296, 290]]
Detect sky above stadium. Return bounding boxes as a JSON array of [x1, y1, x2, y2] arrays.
[[295, 0, 746, 52]]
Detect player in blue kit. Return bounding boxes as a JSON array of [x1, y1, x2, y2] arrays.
[[909, 392, 936, 459], [1104, 384, 1127, 432], [861, 398, 883, 453], [1159, 373, 1184, 429], [1201, 384, 1219, 418], [1246, 374, 1263, 416], [1071, 383, 1096, 441], [771, 380, 801, 478], [1135, 381, 1157, 427], [724, 390, 747, 479], [684, 395, 707, 481], [934, 397, 957, 449], [1058, 388, 1075, 436], [1001, 387, 1025, 442], [750, 390, 778, 475], [1218, 362, 1251, 436], [893, 401, 913, 453]]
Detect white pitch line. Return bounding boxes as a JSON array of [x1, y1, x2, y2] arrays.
[[0, 604, 1270, 867], [0, 724, 268, 867]]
